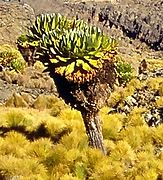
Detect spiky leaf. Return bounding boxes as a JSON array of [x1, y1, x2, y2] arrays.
[[65, 62, 75, 75]]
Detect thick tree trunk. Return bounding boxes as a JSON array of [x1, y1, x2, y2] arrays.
[[81, 110, 106, 155]]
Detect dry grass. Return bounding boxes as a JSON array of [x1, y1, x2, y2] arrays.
[[146, 58, 163, 70]]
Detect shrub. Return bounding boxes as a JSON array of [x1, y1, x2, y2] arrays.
[[0, 44, 25, 72], [147, 77, 163, 90], [33, 95, 62, 110], [50, 101, 67, 117], [116, 60, 133, 84]]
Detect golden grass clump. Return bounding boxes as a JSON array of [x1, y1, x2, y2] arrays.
[[0, 103, 162, 179], [0, 131, 29, 158], [50, 100, 68, 117], [156, 97, 163, 108], [152, 125, 163, 146], [33, 95, 67, 111], [107, 78, 141, 108], [3, 109, 33, 127], [126, 107, 146, 127], [0, 155, 48, 179], [102, 113, 123, 141], [147, 77, 163, 91], [5, 92, 28, 108], [121, 126, 152, 149]]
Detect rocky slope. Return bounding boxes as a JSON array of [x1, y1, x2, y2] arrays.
[[99, 0, 163, 51], [0, 1, 35, 46], [108, 67, 163, 127], [1, 0, 163, 58], [0, 66, 57, 104]]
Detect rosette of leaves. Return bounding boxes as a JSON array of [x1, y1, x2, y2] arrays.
[[38, 26, 117, 84], [28, 13, 88, 43], [17, 14, 89, 65], [116, 60, 133, 84], [17, 34, 39, 48], [18, 13, 89, 48], [17, 13, 69, 50], [28, 13, 70, 41]]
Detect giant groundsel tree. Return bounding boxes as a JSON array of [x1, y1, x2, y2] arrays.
[[18, 13, 118, 154]]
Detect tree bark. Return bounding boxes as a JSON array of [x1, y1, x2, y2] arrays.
[[81, 110, 106, 155]]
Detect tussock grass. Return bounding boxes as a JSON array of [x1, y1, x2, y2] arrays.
[[0, 105, 162, 179]]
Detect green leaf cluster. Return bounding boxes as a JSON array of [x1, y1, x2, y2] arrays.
[[17, 14, 87, 49], [39, 27, 117, 83], [29, 13, 71, 41], [17, 34, 39, 48], [43, 27, 116, 74], [18, 13, 117, 83], [116, 59, 133, 84], [0, 44, 25, 72]]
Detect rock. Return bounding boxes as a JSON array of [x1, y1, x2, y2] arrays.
[[0, 2, 35, 46], [125, 96, 137, 106], [144, 107, 162, 126], [109, 74, 163, 126], [20, 92, 34, 105], [5, 92, 28, 107], [99, 0, 163, 51]]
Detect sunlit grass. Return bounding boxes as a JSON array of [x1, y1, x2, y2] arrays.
[[0, 104, 162, 179]]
